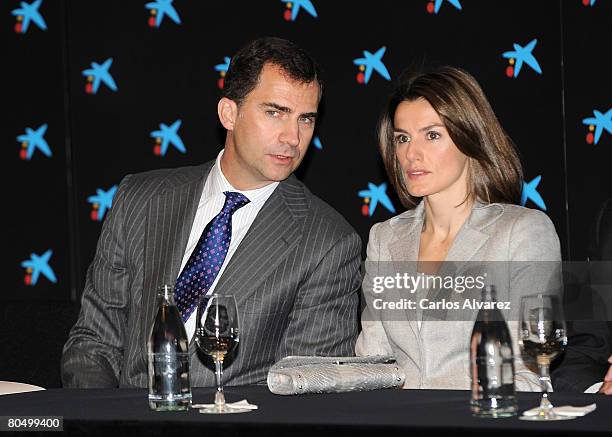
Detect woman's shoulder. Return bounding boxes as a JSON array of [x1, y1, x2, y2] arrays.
[[359, 207, 421, 258], [484, 203, 561, 261], [488, 203, 555, 230], [369, 207, 424, 237], [470, 201, 559, 244]]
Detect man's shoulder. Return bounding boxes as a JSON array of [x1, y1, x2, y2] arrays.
[[122, 163, 212, 193], [110, 163, 212, 215], [287, 177, 357, 238]]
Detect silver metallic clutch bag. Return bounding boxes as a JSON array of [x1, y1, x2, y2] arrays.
[[267, 355, 405, 395]]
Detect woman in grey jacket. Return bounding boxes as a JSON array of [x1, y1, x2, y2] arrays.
[[356, 67, 562, 391]]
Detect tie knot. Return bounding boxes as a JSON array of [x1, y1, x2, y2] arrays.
[[221, 191, 250, 215]]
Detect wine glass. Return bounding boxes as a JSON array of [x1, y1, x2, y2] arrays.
[[518, 294, 573, 421], [195, 294, 249, 414]]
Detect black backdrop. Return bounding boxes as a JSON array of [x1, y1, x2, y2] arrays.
[[5, 1, 611, 307]]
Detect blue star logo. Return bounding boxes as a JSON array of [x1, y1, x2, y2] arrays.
[[11, 0, 47, 33], [21, 249, 57, 285], [17, 123, 51, 160], [582, 108, 611, 145], [431, 0, 462, 14], [145, 0, 181, 27], [82, 58, 118, 94], [358, 182, 396, 216], [214, 56, 231, 89], [521, 175, 546, 211], [502, 38, 542, 78], [312, 136, 323, 150], [88, 185, 118, 221], [151, 119, 186, 156], [281, 0, 318, 21], [353, 46, 391, 85], [214, 56, 231, 74]]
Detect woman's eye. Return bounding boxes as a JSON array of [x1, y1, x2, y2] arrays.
[[394, 134, 410, 144], [426, 131, 441, 140]]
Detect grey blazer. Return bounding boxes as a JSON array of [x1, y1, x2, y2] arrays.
[[62, 161, 362, 388], [356, 201, 562, 391]]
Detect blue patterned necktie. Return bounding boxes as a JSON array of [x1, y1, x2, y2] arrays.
[[174, 191, 250, 322]]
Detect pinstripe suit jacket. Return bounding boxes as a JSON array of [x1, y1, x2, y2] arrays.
[[61, 161, 362, 388]]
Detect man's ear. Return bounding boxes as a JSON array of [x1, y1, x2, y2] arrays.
[[218, 97, 238, 131]]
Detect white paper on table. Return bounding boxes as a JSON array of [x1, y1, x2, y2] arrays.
[[522, 403, 597, 417], [191, 399, 258, 410]]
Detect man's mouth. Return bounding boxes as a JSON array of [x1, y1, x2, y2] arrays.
[[269, 154, 294, 164]]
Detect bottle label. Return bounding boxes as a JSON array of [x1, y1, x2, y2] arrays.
[[148, 352, 191, 396]]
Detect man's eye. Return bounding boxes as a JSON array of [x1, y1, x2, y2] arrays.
[[426, 131, 441, 140], [394, 134, 410, 144], [299, 116, 314, 125], [266, 110, 280, 117]]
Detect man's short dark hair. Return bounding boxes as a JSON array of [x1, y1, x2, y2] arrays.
[[223, 37, 323, 105]]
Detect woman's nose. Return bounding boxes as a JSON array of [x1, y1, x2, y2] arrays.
[[403, 139, 423, 163]]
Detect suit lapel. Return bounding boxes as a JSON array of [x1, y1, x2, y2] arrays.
[[187, 176, 305, 361], [387, 203, 425, 358], [388, 202, 424, 282], [424, 202, 503, 321], [387, 202, 503, 322], [213, 175, 305, 310], [141, 163, 213, 350]]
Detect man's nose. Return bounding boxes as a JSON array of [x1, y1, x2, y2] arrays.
[[279, 120, 300, 147]]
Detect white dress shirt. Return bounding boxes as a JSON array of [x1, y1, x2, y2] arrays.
[[179, 149, 279, 341]]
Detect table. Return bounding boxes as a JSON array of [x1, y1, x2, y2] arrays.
[[0, 386, 610, 436]]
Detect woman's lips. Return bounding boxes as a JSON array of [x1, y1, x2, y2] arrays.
[[406, 170, 430, 180]]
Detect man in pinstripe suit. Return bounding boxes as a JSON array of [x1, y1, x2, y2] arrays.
[[61, 37, 362, 388]]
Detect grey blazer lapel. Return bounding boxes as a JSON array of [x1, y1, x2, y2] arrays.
[[142, 163, 213, 349], [213, 175, 305, 310], [425, 202, 503, 321], [388, 203, 424, 353], [444, 202, 503, 264]]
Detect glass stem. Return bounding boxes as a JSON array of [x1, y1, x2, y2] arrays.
[[214, 358, 225, 409], [537, 358, 554, 417]]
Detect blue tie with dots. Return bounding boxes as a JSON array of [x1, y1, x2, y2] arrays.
[[174, 191, 250, 322]]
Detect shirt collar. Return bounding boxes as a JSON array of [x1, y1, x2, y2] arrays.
[[205, 149, 279, 204]]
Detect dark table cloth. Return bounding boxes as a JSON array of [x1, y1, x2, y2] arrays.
[[0, 385, 610, 436]]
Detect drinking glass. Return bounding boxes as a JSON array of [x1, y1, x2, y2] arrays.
[[518, 294, 573, 421], [195, 294, 249, 414]]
